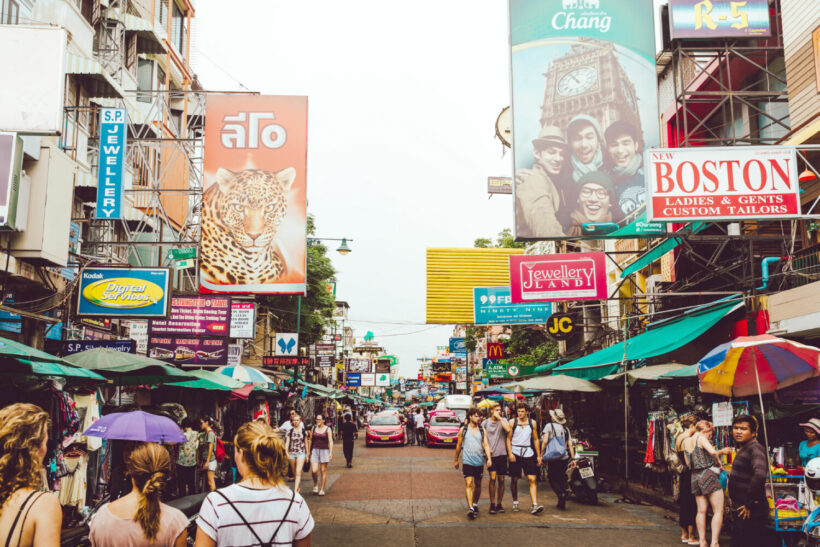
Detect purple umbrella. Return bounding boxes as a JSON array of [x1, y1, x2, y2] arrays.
[[83, 411, 186, 443]]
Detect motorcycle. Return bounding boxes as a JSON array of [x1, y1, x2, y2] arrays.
[[566, 450, 598, 505]]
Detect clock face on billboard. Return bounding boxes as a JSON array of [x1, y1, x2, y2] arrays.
[[557, 67, 598, 96], [495, 106, 512, 147]]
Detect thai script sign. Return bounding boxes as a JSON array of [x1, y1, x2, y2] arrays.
[[485, 362, 539, 379], [78, 268, 170, 317], [149, 296, 231, 337], [95, 108, 126, 219], [669, 0, 771, 40], [474, 286, 553, 325], [510, 253, 607, 303], [645, 147, 801, 222]]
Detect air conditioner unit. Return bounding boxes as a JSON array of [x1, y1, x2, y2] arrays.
[[645, 274, 664, 316]]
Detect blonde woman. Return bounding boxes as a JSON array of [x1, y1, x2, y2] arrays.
[[286, 413, 308, 493], [683, 420, 732, 547], [0, 403, 62, 547], [196, 421, 313, 546], [90, 443, 188, 546]]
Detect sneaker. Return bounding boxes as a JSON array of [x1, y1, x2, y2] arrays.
[[512, 501, 520, 512], [557, 494, 566, 511], [488, 504, 497, 515], [531, 504, 544, 515], [496, 505, 505, 514], [472, 504, 479, 514], [467, 508, 476, 520]]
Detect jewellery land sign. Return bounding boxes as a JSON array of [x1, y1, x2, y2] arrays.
[[229, 301, 256, 338], [645, 147, 801, 222], [95, 108, 127, 220], [201, 95, 308, 295], [77, 268, 170, 317], [509, 253, 607, 303], [509, 0, 659, 240], [147, 336, 228, 367], [669, 0, 771, 40], [63, 340, 134, 355], [473, 286, 552, 325], [149, 296, 231, 337], [485, 362, 538, 379]]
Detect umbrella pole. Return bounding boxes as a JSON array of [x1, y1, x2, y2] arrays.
[[752, 352, 776, 502]]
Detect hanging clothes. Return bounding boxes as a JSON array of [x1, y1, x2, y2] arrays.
[[72, 392, 102, 451], [58, 453, 88, 509]]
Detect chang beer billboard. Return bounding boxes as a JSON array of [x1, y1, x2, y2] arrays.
[[510, 0, 660, 240], [78, 268, 170, 317], [201, 95, 308, 294]]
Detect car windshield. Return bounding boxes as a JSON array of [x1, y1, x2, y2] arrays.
[[431, 416, 460, 426], [370, 415, 400, 425], [453, 409, 467, 422]]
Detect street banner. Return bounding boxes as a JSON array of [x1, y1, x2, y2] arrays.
[[346, 373, 361, 387], [485, 362, 539, 379], [229, 302, 256, 338], [95, 108, 126, 219], [669, 0, 771, 40], [474, 286, 552, 325], [147, 336, 228, 366], [78, 268, 170, 317], [509, 253, 607, 303], [645, 147, 801, 222], [149, 296, 231, 337], [361, 373, 376, 387], [346, 358, 371, 373], [63, 340, 134, 355], [510, 0, 659, 240], [201, 94, 308, 294]]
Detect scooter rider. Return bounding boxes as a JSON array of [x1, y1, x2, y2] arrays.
[[540, 409, 575, 510]]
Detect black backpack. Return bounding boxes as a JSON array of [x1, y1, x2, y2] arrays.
[[460, 423, 485, 445]]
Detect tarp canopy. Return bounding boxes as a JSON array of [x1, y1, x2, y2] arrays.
[[505, 374, 602, 393], [533, 360, 563, 375], [661, 364, 699, 378], [165, 369, 246, 391], [551, 299, 743, 380], [0, 357, 108, 382], [602, 363, 688, 382], [64, 348, 196, 385]]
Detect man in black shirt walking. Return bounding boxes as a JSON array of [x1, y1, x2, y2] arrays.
[[341, 413, 357, 468], [728, 414, 773, 546]]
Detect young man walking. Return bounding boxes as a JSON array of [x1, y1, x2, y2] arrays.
[[483, 402, 511, 514], [340, 413, 357, 468], [414, 409, 425, 446], [455, 408, 493, 520], [541, 409, 575, 510], [506, 403, 544, 515], [728, 414, 772, 546]]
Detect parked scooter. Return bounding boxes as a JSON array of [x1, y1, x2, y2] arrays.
[[566, 449, 598, 505]]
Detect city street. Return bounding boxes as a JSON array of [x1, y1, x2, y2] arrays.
[[305, 438, 686, 546]]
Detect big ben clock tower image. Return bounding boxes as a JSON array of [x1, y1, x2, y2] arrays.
[[540, 38, 641, 137]]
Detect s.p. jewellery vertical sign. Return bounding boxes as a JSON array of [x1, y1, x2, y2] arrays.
[[95, 108, 126, 220]]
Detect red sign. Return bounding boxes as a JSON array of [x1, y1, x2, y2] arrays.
[[646, 147, 801, 222], [509, 253, 607, 303], [486, 342, 505, 359], [435, 373, 452, 383], [263, 355, 310, 367]]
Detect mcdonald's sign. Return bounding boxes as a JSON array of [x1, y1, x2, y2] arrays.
[[486, 342, 505, 359]]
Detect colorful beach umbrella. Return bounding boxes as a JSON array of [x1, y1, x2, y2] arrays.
[[697, 335, 820, 397], [83, 410, 186, 443], [214, 365, 272, 385]]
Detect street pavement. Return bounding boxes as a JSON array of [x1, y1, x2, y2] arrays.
[[292, 437, 689, 546]]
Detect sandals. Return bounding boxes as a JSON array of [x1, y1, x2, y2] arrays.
[[318, 490, 326, 496], [312, 486, 319, 495]]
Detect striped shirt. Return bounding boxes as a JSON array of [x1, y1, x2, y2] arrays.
[[196, 484, 314, 546]]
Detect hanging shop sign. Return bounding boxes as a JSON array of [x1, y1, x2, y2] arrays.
[[546, 313, 577, 340], [201, 94, 308, 295], [485, 362, 538, 379], [81, 317, 112, 331], [263, 355, 310, 367], [78, 267, 170, 317], [346, 373, 361, 387], [361, 373, 376, 387], [509, 0, 659, 240], [227, 343, 243, 366], [229, 301, 256, 338], [486, 342, 505, 359], [375, 359, 391, 373], [147, 336, 228, 367], [474, 286, 552, 325], [669, 0, 771, 40], [315, 344, 335, 356], [128, 320, 148, 354], [375, 372, 390, 387], [488, 176, 512, 195], [317, 355, 334, 368], [63, 339, 134, 355], [0, 132, 24, 230], [509, 253, 607, 303], [432, 361, 452, 374], [434, 373, 452, 383], [149, 296, 231, 337], [449, 337, 466, 354], [95, 108, 127, 220], [275, 333, 298, 356], [645, 147, 801, 222], [345, 358, 372, 373]]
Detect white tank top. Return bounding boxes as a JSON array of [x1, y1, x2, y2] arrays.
[[511, 420, 534, 458]]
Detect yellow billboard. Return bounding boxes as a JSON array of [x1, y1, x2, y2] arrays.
[[426, 248, 524, 324]]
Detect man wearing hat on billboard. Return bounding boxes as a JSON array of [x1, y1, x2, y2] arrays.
[[566, 115, 604, 184], [604, 120, 645, 217], [514, 125, 569, 238], [565, 171, 622, 237]]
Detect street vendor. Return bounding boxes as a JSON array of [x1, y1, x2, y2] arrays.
[[799, 418, 820, 467]]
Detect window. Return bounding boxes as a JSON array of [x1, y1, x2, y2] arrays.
[[1, 0, 19, 24], [126, 33, 137, 75], [170, 1, 185, 54], [137, 59, 153, 103]]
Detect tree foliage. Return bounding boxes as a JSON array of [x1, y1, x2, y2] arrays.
[[473, 228, 527, 250]]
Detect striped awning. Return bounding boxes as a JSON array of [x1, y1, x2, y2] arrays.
[[124, 13, 167, 54], [65, 54, 125, 99]]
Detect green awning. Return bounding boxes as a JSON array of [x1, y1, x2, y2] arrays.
[[621, 222, 707, 278], [551, 299, 743, 380], [610, 213, 667, 238], [533, 360, 562, 374], [661, 363, 699, 378], [166, 369, 246, 391]]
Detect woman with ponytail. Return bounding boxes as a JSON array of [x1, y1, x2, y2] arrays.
[[196, 421, 314, 546], [90, 443, 188, 546], [0, 403, 62, 547]]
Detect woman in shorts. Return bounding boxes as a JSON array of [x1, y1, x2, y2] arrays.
[[684, 420, 732, 547], [310, 414, 333, 496], [285, 413, 308, 493]]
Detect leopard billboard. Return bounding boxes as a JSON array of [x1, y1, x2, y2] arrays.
[[201, 95, 308, 294]]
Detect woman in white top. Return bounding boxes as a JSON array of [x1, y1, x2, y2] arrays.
[[196, 420, 314, 547]]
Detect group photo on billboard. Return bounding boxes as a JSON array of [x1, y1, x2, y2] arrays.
[[200, 94, 308, 294], [510, 0, 659, 240]]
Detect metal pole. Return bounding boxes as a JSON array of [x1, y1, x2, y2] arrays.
[[294, 295, 302, 385]]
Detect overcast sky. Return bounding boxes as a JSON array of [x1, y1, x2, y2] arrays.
[[194, 0, 516, 376]]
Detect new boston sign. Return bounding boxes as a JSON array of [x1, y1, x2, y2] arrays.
[[474, 286, 552, 325]]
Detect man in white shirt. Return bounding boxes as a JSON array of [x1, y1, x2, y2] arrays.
[[414, 409, 425, 446], [506, 403, 543, 515]]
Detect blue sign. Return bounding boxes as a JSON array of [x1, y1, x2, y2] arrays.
[[473, 286, 552, 325], [449, 337, 466, 354], [63, 340, 134, 355], [346, 373, 361, 387], [96, 108, 127, 219], [77, 267, 170, 317]]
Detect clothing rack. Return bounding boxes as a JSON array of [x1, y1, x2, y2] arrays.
[[712, 401, 749, 451]]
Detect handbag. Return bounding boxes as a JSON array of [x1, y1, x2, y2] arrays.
[[543, 424, 568, 461]]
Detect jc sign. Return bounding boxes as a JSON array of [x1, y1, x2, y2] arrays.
[[546, 314, 575, 340]]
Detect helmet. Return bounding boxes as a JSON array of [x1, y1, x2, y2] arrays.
[[805, 458, 820, 492]]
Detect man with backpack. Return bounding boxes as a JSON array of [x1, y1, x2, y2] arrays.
[[541, 408, 575, 510], [506, 403, 544, 515], [454, 408, 493, 520]]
